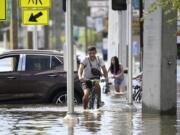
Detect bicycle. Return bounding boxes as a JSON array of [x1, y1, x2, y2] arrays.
[[132, 78, 142, 102], [86, 78, 101, 109], [101, 78, 112, 94]]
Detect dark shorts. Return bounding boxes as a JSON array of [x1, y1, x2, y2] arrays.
[[114, 78, 124, 86], [81, 80, 93, 91]]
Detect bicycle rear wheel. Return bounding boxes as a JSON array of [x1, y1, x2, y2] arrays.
[[88, 89, 95, 109], [96, 94, 100, 109]]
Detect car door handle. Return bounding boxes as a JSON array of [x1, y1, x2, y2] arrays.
[[48, 74, 57, 78], [7, 76, 16, 80]]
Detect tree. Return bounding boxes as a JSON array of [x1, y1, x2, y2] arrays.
[[72, 0, 89, 26], [146, 0, 180, 17]]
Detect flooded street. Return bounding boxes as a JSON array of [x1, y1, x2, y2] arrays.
[[0, 0, 178, 134], [0, 91, 179, 135]]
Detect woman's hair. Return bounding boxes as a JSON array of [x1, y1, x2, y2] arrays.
[[109, 56, 120, 74]]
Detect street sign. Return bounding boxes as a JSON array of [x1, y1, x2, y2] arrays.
[[132, 41, 138, 56], [0, 0, 6, 21], [88, 1, 108, 7], [22, 9, 49, 25], [20, 0, 51, 8]]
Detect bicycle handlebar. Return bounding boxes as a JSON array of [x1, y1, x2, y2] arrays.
[[100, 77, 113, 82]]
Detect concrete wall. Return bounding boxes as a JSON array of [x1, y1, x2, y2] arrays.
[[143, 0, 177, 114]]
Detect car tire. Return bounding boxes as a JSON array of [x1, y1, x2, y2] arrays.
[[52, 91, 81, 105]]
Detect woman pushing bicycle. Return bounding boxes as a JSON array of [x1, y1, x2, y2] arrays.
[[108, 56, 125, 94]]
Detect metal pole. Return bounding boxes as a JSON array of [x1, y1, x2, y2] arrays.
[[118, 11, 122, 60], [3, 32, 7, 49], [33, 26, 38, 49], [85, 20, 88, 53], [44, 25, 50, 49], [66, 0, 74, 114], [27, 31, 33, 49], [128, 0, 132, 104], [139, 0, 143, 71], [85, 0, 89, 54], [10, 0, 18, 49]]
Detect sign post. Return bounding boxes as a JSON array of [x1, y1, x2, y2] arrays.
[[66, 0, 74, 114], [64, 0, 78, 122], [33, 26, 38, 49], [128, 0, 132, 104]]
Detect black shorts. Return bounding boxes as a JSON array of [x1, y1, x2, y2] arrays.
[[81, 80, 93, 91]]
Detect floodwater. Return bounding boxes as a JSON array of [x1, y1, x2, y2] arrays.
[[0, 91, 180, 135]]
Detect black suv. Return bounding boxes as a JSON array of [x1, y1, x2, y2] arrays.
[[0, 49, 83, 105]]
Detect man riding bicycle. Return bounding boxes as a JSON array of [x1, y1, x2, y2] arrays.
[[78, 46, 108, 109]]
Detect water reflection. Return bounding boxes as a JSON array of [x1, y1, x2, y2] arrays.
[[64, 121, 75, 135], [111, 112, 133, 135], [141, 114, 177, 135], [67, 126, 74, 135], [0, 111, 66, 134], [80, 111, 101, 133], [0, 96, 178, 134], [160, 115, 177, 135]]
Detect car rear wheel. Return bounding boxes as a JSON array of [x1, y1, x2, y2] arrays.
[[52, 91, 81, 105]]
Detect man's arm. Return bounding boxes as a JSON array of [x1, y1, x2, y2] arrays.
[[78, 64, 85, 82], [98, 57, 108, 79]]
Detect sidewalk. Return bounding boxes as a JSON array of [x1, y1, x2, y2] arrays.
[[100, 90, 139, 112]]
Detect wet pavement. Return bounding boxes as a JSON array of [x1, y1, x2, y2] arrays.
[[0, 88, 179, 135]]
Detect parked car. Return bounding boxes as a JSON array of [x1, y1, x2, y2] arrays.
[[0, 49, 83, 105]]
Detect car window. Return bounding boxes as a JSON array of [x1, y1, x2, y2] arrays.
[[26, 55, 50, 71], [56, 56, 63, 63], [0, 55, 19, 72], [51, 56, 63, 70]]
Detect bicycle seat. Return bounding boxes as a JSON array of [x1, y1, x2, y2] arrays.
[[89, 77, 100, 82]]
